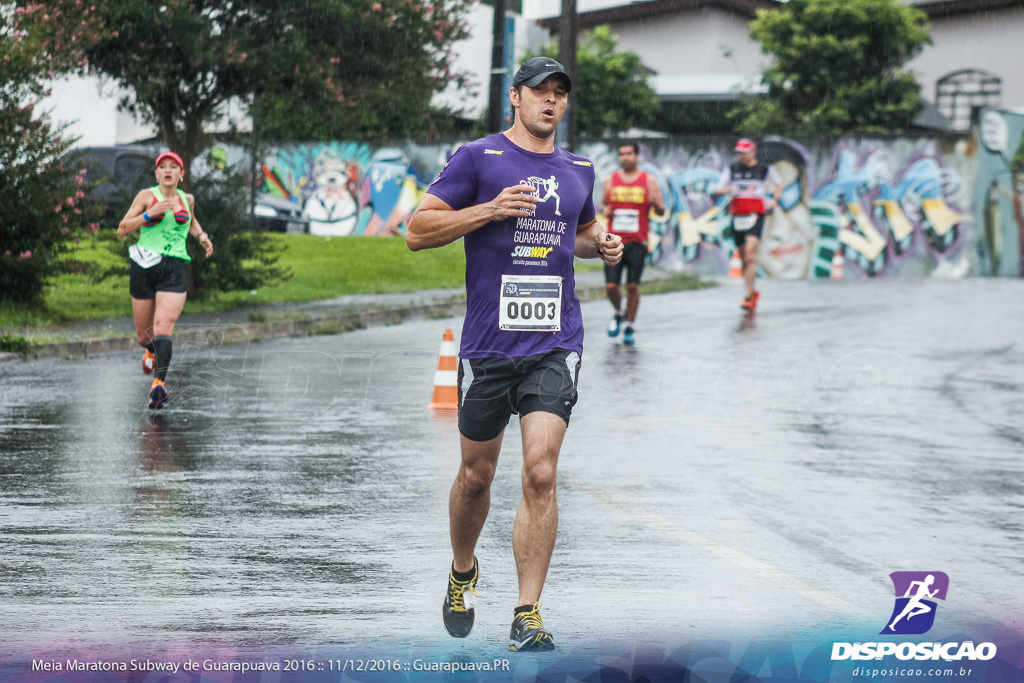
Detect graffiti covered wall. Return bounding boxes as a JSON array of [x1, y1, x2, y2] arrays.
[[581, 136, 973, 279], [974, 108, 1024, 277], [253, 129, 1018, 279], [260, 142, 449, 237]]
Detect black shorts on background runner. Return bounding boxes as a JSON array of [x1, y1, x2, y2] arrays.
[[732, 214, 765, 248], [457, 349, 582, 442], [129, 256, 189, 299], [604, 241, 648, 285]]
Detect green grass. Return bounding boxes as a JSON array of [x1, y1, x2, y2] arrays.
[[0, 234, 709, 332], [0, 234, 467, 330], [638, 272, 712, 295]]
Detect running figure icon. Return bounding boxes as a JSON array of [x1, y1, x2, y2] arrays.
[[888, 574, 939, 631], [527, 175, 561, 216]]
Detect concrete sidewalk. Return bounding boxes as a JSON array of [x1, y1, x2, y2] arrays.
[[1, 267, 693, 363]]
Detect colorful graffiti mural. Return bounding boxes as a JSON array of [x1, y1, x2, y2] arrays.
[[974, 108, 1024, 277], [240, 131, 1017, 279], [261, 142, 439, 237], [581, 138, 971, 279]]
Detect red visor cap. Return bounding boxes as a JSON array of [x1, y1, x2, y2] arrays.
[[155, 152, 185, 170]]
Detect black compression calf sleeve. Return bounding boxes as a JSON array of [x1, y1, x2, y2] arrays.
[[153, 335, 172, 381]]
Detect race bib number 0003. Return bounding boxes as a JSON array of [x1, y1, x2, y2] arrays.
[[499, 275, 562, 332]]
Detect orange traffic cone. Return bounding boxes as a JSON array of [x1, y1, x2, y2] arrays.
[[428, 328, 459, 411], [830, 247, 844, 280], [728, 249, 742, 278]]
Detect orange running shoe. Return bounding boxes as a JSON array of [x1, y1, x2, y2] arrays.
[[741, 290, 760, 311], [148, 378, 167, 410], [142, 349, 156, 374]]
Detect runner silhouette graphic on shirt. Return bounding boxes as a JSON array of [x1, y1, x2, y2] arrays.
[[888, 574, 939, 631], [528, 175, 561, 216]]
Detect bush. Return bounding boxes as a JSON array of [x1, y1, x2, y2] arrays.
[[0, 333, 38, 354], [186, 162, 291, 300], [0, 55, 103, 304]]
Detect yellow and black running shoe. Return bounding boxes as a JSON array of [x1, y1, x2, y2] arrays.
[[442, 557, 478, 638], [508, 602, 554, 652]]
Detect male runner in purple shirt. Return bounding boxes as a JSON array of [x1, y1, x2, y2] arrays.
[[407, 56, 623, 652]]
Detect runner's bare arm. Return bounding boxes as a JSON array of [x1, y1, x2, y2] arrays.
[[406, 184, 540, 251], [186, 195, 213, 257], [765, 166, 782, 211], [716, 167, 732, 198], [117, 190, 155, 237], [600, 176, 613, 217], [648, 174, 666, 215], [575, 218, 623, 264]]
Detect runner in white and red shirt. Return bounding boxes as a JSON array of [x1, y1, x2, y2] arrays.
[[717, 138, 780, 311]]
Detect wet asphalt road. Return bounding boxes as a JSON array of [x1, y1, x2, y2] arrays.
[[0, 278, 1022, 662]]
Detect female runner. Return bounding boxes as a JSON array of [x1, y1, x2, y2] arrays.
[[117, 152, 213, 409]]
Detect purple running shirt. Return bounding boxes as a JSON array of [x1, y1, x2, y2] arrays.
[[427, 133, 597, 359]]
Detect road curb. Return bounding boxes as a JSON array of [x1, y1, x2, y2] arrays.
[[4, 274, 707, 364], [8, 285, 625, 363]]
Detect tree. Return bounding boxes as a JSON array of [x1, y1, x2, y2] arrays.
[[21, 1, 472, 300], [0, 3, 102, 305], [21, 0, 472, 171], [254, 0, 473, 142], [734, 0, 931, 135], [525, 25, 660, 139]]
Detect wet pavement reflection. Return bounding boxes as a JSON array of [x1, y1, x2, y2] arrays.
[[1, 279, 1022, 658]]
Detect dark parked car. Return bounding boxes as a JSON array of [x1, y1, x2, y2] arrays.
[[64, 146, 156, 228], [253, 195, 309, 233]]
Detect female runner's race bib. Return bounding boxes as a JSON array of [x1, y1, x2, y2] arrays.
[[498, 274, 562, 332], [129, 244, 163, 268]]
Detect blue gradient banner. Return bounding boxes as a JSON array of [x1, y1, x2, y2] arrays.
[[3, 622, 1021, 683]]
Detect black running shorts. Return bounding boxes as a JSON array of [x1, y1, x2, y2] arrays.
[[604, 241, 648, 286], [457, 348, 582, 442], [732, 213, 765, 248], [129, 256, 189, 299]]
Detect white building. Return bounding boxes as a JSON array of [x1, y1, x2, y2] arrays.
[[526, 0, 772, 106], [908, 0, 1024, 130], [528, 0, 1024, 132], [43, 76, 155, 146]]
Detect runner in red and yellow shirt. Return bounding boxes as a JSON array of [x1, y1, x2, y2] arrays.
[[601, 142, 664, 346]]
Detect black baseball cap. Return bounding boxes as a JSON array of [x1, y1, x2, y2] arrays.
[[512, 57, 572, 93]]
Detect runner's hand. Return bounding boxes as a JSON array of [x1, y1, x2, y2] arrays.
[[198, 232, 213, 258], [597, 232, 623, 265], [490, 184, 539, 220], [150, 197, 178, 215]]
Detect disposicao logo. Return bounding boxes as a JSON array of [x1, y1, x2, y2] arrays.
[[831, 572, 997, 662], [882, 571, 948, 635]]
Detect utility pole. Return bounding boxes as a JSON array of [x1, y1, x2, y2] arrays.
[[487, 0, 508, 134], [250, 91, 260, 223], [557, 0, 577, 151]]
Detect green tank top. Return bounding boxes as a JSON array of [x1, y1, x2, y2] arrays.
[[136, 186, 192, 262]]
